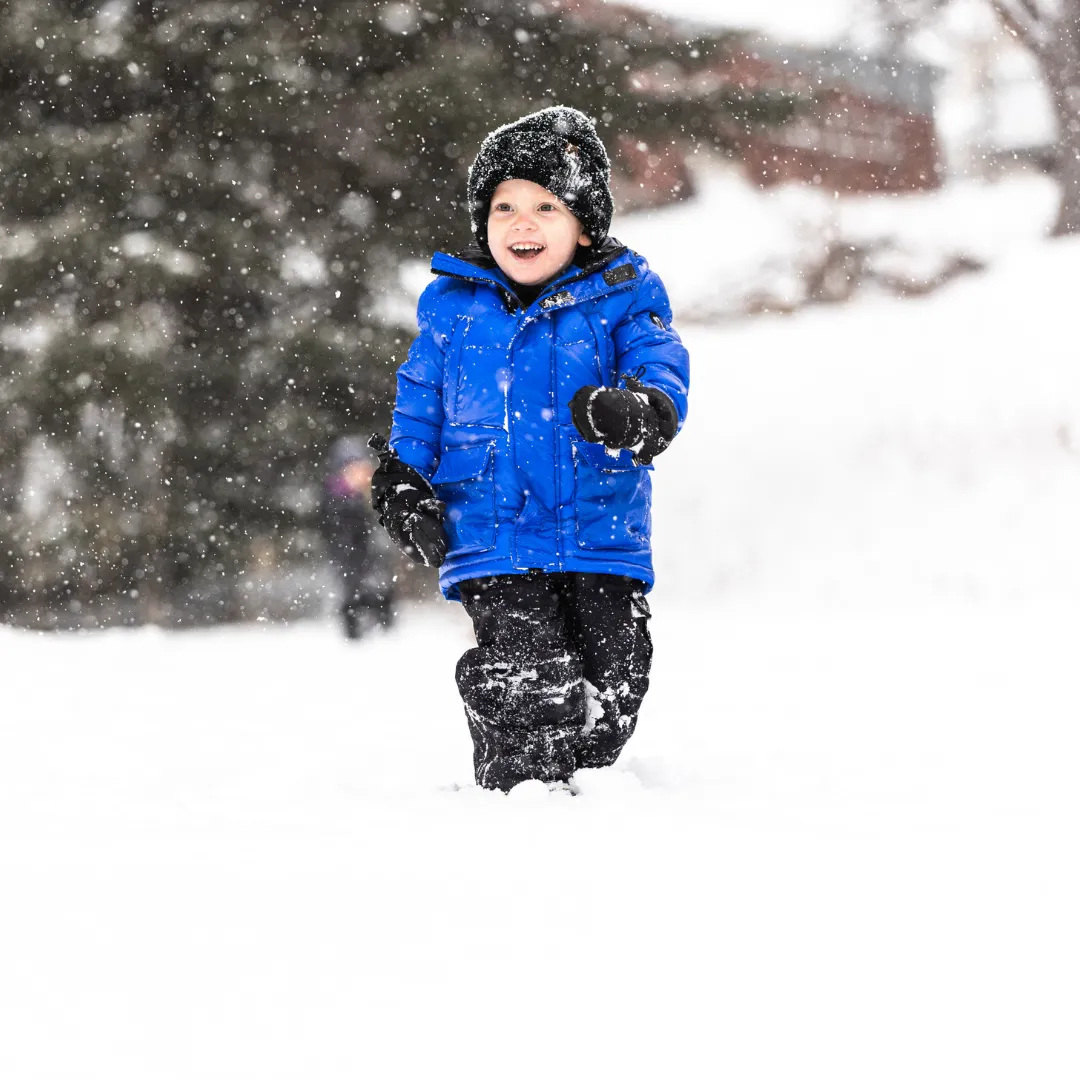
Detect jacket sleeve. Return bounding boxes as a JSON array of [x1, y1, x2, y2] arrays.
[[389, 279, 453, 480], [611, 267, 690, 430]]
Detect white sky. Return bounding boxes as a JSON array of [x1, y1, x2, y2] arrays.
[[611, 0, 857, 44]]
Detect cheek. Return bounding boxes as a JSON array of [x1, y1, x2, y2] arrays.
[[552, 225, 579, 254]]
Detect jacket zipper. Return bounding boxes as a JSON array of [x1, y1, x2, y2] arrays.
[[551, 314, 563, 570]]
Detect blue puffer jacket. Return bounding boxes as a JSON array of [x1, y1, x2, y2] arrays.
[[389, 240, 690, 600]]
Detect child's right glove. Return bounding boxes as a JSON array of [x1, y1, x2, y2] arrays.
[[569, 375, 679, 466], [367, 434, 448, 568]]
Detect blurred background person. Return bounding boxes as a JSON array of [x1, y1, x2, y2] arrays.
[[319, 437, 397, 640]]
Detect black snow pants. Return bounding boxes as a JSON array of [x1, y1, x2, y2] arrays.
[[456, 571, 653, 791]]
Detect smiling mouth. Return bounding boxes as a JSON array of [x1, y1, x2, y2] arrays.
[[509, 242, 546, 261]]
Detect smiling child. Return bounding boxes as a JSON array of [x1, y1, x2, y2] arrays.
[[369, 106, 690, 791]]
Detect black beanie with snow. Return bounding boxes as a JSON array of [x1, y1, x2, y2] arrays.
[[467, 106, 614, 255]]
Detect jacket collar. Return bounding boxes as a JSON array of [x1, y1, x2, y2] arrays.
[[430, 236, 632, 311]]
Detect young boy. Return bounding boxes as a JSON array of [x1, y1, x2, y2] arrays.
[[370, 106, 689, 791]]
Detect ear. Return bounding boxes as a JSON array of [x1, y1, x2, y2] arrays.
[[577, 232, 593, 247]]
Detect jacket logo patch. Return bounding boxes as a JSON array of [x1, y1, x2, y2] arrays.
[[539, 290, 573, 310], [603, 263, 637, 286]]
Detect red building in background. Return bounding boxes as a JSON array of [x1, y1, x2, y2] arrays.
[[727, 41, 941, 194], [556, 0, 942, 209]]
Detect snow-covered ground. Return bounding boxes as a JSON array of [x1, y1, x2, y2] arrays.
[[4, 193, 1080, 1076], [4, 604, 1077, 1079]]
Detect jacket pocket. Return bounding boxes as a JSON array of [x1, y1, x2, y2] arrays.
[[452, 342, 512, 428], [432, 442, 497, 555], [572, 441, 652, 551]]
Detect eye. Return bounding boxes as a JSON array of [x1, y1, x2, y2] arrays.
[[491, 202, 513, 213], [538, 203, 558, 212]]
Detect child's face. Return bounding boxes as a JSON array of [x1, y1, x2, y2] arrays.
[[487, 178, 592, 286]]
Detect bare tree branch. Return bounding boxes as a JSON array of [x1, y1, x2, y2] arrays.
[[988, 0, 1046, 55], [1015, 0, 1046, 26]]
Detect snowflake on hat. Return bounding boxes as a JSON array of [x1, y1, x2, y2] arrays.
[[467, 106, 614, 255]]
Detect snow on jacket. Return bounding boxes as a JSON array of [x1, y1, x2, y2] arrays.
[[389, 239, 690, 600]]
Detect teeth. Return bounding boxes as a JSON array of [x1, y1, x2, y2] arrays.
[[511, 243, 544, 252]]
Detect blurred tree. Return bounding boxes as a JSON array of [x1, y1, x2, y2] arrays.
[[866, 0, 999, 182], [0, 0, 794, 626], [987, 0, 1080, 234]]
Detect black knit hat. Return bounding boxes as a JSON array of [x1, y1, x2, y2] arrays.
[[467, 106, 614, 254]]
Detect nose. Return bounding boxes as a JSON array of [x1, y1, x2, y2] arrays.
[[510, 209, 538, 230]]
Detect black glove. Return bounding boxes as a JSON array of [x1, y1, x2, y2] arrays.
[[569, 376, 678, 465], [367, 434, 448, 568]]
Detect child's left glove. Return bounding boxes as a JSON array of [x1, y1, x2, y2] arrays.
[[367, 435, 448, 568], [569, 377, 678, 465]]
